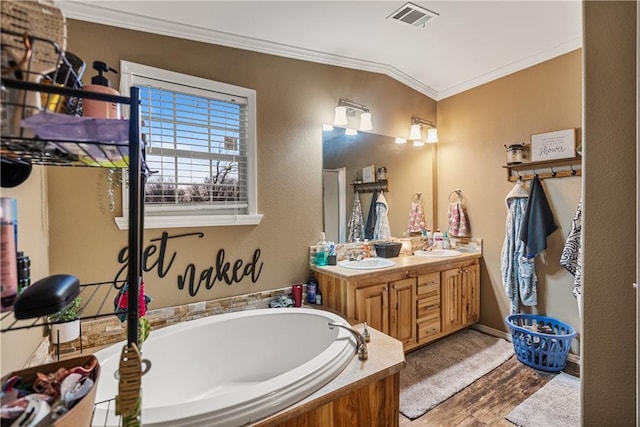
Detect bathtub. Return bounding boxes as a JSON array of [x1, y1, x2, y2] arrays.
[[92, 308, 357, 426]]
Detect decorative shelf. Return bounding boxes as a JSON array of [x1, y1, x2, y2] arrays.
[[352, 180, 388, 193], [503, 157, 582, 182]]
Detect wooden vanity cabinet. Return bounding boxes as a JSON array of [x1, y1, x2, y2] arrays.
[[314, 255, 480, 353]]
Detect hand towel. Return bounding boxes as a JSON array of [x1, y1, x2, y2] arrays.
[[519, 175, 558, 258], [407, 198, 426, 234], [373, 193, 391, 240], [365, 190, 378, 240], [347, 191, 365, 242], [447, 201, 469, 237]]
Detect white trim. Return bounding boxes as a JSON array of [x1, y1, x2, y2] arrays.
[[118, 61, 259, 228], [115, 214, 263, 230], [471, 323, 581, 366], [58, 2, 579, 101]]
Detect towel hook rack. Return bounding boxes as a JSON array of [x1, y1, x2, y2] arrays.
[[570, 164, 576, 175], [550, 167, 557, 178]]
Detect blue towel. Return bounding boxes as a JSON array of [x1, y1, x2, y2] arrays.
[[519, 176, 558, 258]]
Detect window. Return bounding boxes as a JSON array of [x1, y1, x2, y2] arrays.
[[116, 61, 261, 229]]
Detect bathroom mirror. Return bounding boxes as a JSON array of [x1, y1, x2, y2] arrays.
[[322, 127, 435, 243]]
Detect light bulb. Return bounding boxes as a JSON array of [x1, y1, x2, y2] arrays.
[[334, 106, 348, 126], [345, 128, 358, 136], [359, 112, 372, 131], [395, 137, 407, 144], [322, 124, 334, 131], [412, 139, 425, 147], [409, 124, 422, 140], [426, 128, 438, 143]]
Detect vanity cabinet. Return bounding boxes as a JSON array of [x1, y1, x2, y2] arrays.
[[313, 254, 480, 353]]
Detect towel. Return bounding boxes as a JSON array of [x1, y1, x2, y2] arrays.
[[407, 198, 426, 234], [560, 200, 583, 317], [365, 190, 378, 240], [373, 193, 391, 240], [519, 176, 558, 258], [447, 201, 469, 237], [347, 191, 365, 242], [501, 180, 537, 314]]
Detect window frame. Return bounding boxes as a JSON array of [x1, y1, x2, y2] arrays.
[[116, 61, 262, 229]]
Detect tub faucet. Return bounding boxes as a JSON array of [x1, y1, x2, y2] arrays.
[[328, 322, 368, 360]]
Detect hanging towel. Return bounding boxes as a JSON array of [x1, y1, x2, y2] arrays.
[[519, 175, 558, 258], [347, 191, 365, 242], [407, 193, 426, 234], [501, 180, 537, 314], [447, 202, 469, 237], [560, 200, 583, 317], [373, 192, 391, 240], [365, 190, 379, 240]]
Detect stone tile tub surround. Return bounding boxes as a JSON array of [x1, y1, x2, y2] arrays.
[[49, 286, 320, 358]]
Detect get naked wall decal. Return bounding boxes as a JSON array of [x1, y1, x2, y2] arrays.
[[113, 231, 264, 296]]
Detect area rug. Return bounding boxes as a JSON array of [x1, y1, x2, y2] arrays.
[[399, 328, 514, 419], [506, 372, 580, 426]]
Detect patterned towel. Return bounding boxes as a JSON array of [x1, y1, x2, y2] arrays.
[[407, 200, 426, 233], [447, 201, 468, 237]]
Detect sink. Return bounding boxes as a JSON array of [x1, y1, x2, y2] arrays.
[[414, 249, 463, 257], [338, 258, 395, 270]]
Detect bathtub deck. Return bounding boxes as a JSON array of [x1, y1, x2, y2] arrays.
[[251, 325, 406, 426]]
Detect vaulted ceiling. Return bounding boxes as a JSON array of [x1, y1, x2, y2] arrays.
[[59, 1, 583, 100]]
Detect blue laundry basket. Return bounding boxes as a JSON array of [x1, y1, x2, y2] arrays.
[[505, 314, 577, 372]]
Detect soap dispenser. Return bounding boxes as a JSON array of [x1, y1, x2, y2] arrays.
[[83, 61, 121, 119], [315, 232, 329, 266]]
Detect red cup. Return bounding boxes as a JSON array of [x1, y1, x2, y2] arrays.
[[292, 284, 302, 307]]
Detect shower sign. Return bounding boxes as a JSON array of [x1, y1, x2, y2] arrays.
[[531, 128, 576, 161], [114, 231, 263, 296]]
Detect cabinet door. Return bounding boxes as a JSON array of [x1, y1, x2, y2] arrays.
[[462, 263, 480, 325], [441, 267, 464, 334], [355, 283, 389, 335], [389, 278, 416, 347]]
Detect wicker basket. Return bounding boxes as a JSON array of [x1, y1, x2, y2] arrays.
[[505, 314, 576, 372], [374, 242, 401, 258]]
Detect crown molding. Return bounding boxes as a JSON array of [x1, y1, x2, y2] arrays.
[[59, 2, 440, 100], [60, 2, 581, 102], [437, 37, 583, 100]]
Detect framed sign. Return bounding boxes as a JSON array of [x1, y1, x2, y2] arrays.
[[362, 165, 375, 183], [531, 129, 576, 161]]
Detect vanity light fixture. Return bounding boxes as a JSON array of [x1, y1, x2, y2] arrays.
[[345, 128, 358, 136], [409, 116, 438, 143], [395, 137, 407, 144], [333, 99, 373, 131]]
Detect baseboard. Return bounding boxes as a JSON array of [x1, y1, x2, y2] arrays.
[[471, 323, 581, 366]]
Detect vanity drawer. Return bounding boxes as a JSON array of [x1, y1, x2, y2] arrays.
[[417, 318, 441, 342], [417, 296, 440, 321], [417, 273, 440, 297]]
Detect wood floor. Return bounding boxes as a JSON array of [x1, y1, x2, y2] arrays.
[[399, 355, 570, 427]]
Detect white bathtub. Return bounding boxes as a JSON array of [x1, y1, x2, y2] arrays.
[[92, 308, 357, 426]]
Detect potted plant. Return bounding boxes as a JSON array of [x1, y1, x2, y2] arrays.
[[49, 297, 82, 344]]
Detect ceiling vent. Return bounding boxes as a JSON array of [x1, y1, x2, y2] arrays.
[[387, 2, 439, 28]]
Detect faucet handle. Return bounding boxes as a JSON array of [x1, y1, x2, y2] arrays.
[[362, 322, 370, 343]]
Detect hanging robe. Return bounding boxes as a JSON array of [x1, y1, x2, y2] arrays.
[[373, 193, 391, 240], [347, 191, 365, 242], [501, 181, 537, 314]]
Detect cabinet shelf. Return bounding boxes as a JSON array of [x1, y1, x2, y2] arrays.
[[503, 157, 582, 182]]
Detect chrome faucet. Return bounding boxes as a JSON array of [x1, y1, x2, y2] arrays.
[[328, 322, 369, 360]]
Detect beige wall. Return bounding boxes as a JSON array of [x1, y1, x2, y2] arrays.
[[582, 2, 637, 424], [1, 167, 50, 374], [437, 51, 583, 349]]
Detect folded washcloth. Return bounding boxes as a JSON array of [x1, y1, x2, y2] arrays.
[[519, 176, 558, 258], [448, 201, 468, 237]]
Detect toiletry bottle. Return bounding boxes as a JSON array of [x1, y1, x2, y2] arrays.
[[315, 232, 329, 266], [433, 229, 444, 249], [307, 276, 317, 304], [83, 61, 121, 119], [0, 198, 18, 311], [443, 232, 450, 249]]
